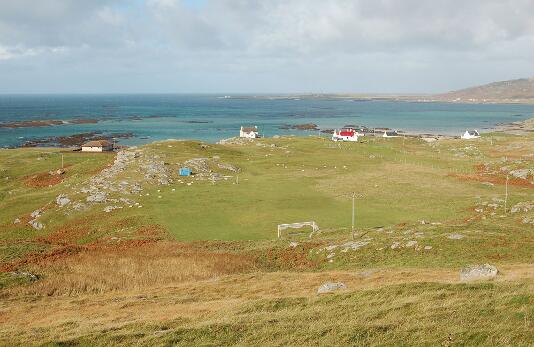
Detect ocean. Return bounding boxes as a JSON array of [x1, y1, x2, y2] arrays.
[[1, 94, 533, 148]]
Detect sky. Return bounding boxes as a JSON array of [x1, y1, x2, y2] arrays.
[[0, 0, 533, 94]]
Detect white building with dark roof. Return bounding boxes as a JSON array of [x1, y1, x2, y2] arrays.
[[81, 140, 113, 152], [240, 126, 259, 139], [461, 130, 480, 139]]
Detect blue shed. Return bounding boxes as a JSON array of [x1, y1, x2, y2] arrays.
[[179, 168, 192, 176]]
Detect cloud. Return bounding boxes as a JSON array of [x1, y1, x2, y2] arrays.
[[0, 0, 533, 93]]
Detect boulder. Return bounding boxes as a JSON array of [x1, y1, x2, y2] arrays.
[[28, 219, 44, 230], [217, 162, 241, 173], [30, 209, 42, 218], [87, 191, 107, 203], [103, 205, 122, 213], [341, 240, 370, 251], [405, 240, 418, 247], [56, 195, 70, 207], [460, 264, 498, 281], [13, 218, 20, 224], [510, 201, 534, 213], [317, 282, 346, 294], [448, 234, 465, 240], [509, 169, 532, 180]]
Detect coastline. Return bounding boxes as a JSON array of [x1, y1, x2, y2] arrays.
[[4, 117, 532, 151]]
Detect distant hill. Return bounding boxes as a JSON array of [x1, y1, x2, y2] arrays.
[[432, 78, 534, 103]]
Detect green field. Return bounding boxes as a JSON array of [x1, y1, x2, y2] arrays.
[[0, 128, 532, 345]]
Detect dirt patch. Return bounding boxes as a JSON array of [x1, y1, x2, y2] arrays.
[[0, 245, 82, 272], [23, 172, 65, 188], [451, 173, 534, 188], [37, 218, 93, 246], [136, 224, 167, 238], [257, 243, 320, 271]]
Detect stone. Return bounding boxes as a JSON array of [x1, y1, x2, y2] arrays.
[[11, 271, 39, 281], [326, 253, 335, 259], [424, 245, 433, 250], [509, 169, 532, 180], [317, 282, 346, 294], [29, 219, 44, 230], [103, 205, 122, 213], [510, 201, 534, 213], [30, 209, 42, 218], [405, 240, 418, 247], [390, 242, 401, 249], [448, 234, 465, 240], [289, 242, 299, 248], [56, 195, 70, 207], [341, 240, 370, 251], [13, 218, 21, 224], [217, 162, 241, 173], [87, 191, 107, 203], [459, 264, 498, 281]]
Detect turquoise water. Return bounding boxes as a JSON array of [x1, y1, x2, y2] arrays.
[[1, 94, 533, 147]]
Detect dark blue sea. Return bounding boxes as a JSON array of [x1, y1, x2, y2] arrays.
[[1, 94, 533, 148]]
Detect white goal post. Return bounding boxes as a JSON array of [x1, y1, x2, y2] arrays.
[[277, 221, 319, 239]]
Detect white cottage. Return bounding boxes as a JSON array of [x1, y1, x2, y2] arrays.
[[461, 130, 480, 139], [240, 126, 259, 139], [81, 140, 113, 152]]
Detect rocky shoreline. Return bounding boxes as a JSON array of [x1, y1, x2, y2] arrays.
[[0, 118, 99, 128], [22, 132, 134, 148]]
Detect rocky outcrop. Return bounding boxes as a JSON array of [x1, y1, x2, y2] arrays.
[[460, 264, 498, 281]]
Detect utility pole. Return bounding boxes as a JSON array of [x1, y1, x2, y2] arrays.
[[351, 192, 356, 240], [504, 175, 509, 213]]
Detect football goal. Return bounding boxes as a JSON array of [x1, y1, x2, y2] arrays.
[[277, 221, 319, 239]]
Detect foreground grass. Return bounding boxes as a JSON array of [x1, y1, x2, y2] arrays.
[[1, 276, 531, 346]]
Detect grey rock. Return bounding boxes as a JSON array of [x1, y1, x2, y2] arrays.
[[510, 201, 534, 213], [217, 162, 241, 173], [341, 240, 370, 251], [29, 219, 44, 230], [405, 240, 418, 247], [448, 234, 465, 240], [424, 245, 433, 250], [13, 218, 21, 224], [103, 205, 122, 213], [87, 191, 107, 203], [56, 195, 71, 207], [289, 242, 299, 248], [460, 264, 498, 281], [71, 202, 87, 211], [390, 242, 401, 249], [317, 282, 346, 294], [11, 271, 39, 281], [30, 209, 42, 218], [509, 169, 532, 180]]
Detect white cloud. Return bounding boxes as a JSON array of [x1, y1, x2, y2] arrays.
[[0, 0, 533, 93]]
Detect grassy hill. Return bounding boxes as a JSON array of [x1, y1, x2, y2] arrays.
[[0, 123, 533, 345], [433, 78, 534, 104]]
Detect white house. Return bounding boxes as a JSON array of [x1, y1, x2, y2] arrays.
[[332, 128, 358, 142], [382, 130, 400, 138], [240, 126, 259, 139], [461, 130, 480, 139], [81, 140, 113, 152]]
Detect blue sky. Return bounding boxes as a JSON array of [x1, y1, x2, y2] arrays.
[[0, 0, 533, 94]]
